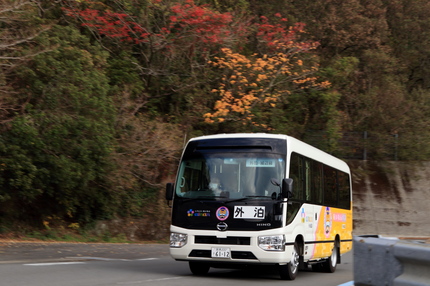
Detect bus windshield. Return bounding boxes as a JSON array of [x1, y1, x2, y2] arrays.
[[175, 152, 286, 200]]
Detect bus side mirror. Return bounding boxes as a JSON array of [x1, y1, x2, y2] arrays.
[[166, 183, 174, 201], [282, 178, 293, 199]]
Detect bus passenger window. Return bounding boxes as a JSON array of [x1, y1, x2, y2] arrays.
[[289, 153, 304, 201], [305, 159, 311, 201], [311, 160, 323, 204], [338, 172, 351, 209], [323, 165, 337, 206]]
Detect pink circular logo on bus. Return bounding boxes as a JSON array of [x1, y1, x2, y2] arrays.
[[216, 206, 229, 221]]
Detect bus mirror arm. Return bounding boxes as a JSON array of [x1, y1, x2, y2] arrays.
[[165, 183, 174, 207], [282, 178, 293, 199], [270, 178, 293, 200], [270, 178, 282, 200]]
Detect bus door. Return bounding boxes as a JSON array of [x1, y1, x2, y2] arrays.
[[290, 154, 323, 259], [303, 158, 318, 258]]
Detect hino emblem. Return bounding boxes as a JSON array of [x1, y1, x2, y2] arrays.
[[216, 222, 228, 231]]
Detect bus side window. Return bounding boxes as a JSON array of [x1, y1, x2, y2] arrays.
[[338, 172, 351, 209], [289, 153, 304, 201], [305, 159, 311, 202], [311, 160, 323, 205], [323, 165, 337, 206]]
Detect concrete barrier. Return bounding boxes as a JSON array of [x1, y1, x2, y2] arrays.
[[354, 236, 430, 286], [350, 161, 430, 237]]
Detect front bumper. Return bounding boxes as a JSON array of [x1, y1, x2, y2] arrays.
[[169, 226, 292, 265]]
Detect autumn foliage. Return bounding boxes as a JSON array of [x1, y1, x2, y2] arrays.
[[257, 14, 309, 51], [204, 16, 328, 128], [63, 0, 245, 51], [63, 1, 327, 130], [3, 0, 430, 238], [204, 49, 329, 127]]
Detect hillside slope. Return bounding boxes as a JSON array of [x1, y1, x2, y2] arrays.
[[351, 161, 430, 237]]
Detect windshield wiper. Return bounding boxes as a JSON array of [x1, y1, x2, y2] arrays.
[[181, 196, 216, 202], [225, 195, 270, 203]]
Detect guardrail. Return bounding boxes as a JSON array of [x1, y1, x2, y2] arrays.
[[353, 236, 430, 286]]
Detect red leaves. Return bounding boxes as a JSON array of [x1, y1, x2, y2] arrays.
[[63, 8, 147, 43], [63, 0, 234, 46], [62, 1, 318, 62], [256, 15, 317, 53], [169, 1, 233, 43]]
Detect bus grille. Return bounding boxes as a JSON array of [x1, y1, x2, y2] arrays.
[[189, 250, 257, 260], [194, 236, 251, 245]]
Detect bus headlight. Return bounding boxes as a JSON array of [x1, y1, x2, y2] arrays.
[[170, 232, 187, 248], [258, 234, 285, 251]]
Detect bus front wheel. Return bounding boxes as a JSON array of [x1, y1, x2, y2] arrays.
[[189, 261, 210, 275], [279, 242, 299, 280]]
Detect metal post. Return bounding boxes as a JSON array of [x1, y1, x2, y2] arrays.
[[393, 134, 398, 161], [363, 131, 368, 160]]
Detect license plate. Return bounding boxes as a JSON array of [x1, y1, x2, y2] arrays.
[[211, 247, 231, 258]]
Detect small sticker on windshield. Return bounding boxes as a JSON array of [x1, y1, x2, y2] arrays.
[[246, 159, 276, 167]]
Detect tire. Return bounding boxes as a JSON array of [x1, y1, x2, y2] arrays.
[[323, 242, 338, 273], [189, 261, 210, 275], [311, 263, 324, 272], [279, 242, 300, 280]]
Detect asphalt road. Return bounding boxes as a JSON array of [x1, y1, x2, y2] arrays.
[[0, 242, 353, 286]]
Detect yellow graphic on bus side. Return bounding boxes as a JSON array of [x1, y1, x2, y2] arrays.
[[312, 205, 353, 259]]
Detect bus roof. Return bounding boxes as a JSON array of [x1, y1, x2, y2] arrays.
[[189, 133, 288, 141], [188, 133, 350, 173]]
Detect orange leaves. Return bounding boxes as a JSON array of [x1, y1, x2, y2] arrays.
[[205, 20, 330, 129], [63, 1, 330, 131], [202, 14, 331, 130], [205, 47, 284, 125]]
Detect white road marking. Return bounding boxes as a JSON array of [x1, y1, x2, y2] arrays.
[[69, 257, 131, 261], [23, 257, 158, 266], [117, 277, 183, 284], [24, 262, 86, 266], [68, 257, 158, 261]]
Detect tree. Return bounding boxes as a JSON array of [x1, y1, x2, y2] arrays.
[[204, 15, 329, 131], [61, 0, 251, 125], [0, 0, 51, 125], [384, 0, 430, 92], [283, 0, 389, 58], [0, 25, 117, 224]]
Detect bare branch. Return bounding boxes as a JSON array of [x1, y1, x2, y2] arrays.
[[0, 26, 50, 50], [0, 1, 34, 15]]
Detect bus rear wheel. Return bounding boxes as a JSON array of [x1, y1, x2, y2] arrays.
[[279, 242, 299, 280], [189, 261, 210, 275], [323, 243, 338, 273]]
